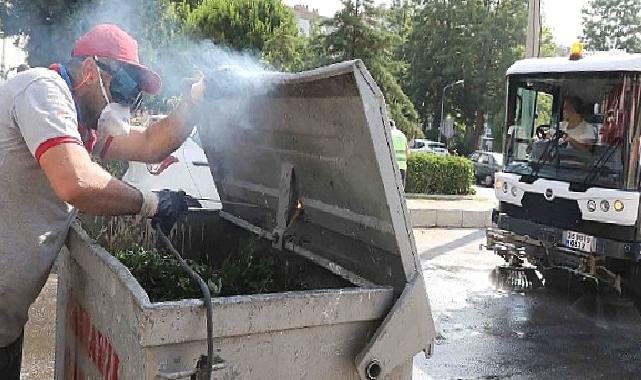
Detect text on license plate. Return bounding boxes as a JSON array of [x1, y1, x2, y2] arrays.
[[563, 231, 595, 252]]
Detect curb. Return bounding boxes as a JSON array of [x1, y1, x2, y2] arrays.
[[409, 208, 493, 228], [405, 193, 478, 201]]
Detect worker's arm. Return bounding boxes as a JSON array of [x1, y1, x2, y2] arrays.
[[12, 73, 185, 227], [39, 142, 191, 234], [566, 136, 592, 150], [39, 143, 143, 215], [102, 99, 195, 163], [103, 75, 205, 163], [13, 74, 142, 214]]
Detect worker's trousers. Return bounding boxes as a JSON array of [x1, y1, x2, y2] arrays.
[[0, 331, 23, 380]]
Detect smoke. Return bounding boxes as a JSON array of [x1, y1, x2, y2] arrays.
[[15, 0, 279, 107], [153, 38, 278, 102]]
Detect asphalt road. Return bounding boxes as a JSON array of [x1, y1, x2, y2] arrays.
[[22, 227, 641, 379], [413, 229, 641, 380]]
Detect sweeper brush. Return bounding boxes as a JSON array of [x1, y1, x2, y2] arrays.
[[494, 265, 543, 291]]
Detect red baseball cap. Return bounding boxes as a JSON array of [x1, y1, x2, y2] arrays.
[[72, 24, 161, 95]]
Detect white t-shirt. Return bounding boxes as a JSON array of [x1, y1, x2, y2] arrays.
[[0, 68, 82, 346], [566, 121, 596, 145]]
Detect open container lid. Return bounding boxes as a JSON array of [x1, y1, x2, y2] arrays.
[[197, 60, 434, 378]]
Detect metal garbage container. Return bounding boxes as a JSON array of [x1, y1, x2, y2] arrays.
[[54, 60, 435, 380]]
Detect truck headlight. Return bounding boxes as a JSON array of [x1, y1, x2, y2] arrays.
[[600, 200, 610, 212], [614, 200, 624, 212], [510, 186, 518, 197], [502, 182, 509, 194], [587, 200, 596, 212]]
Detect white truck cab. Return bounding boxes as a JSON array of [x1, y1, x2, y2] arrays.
[[488, 49, 641, 293]]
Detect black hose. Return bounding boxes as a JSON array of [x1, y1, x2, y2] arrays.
[[155, 224, 213, 379]]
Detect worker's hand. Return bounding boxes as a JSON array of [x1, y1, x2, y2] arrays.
[[182, 70, 205, 104], [151, 190, 201, 235], [175, 71, 205, 130]]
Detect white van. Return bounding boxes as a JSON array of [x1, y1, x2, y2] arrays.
[[409, 139, 448, 155]]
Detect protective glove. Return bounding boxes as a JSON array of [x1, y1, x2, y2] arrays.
[[150, 190, 201, 235]]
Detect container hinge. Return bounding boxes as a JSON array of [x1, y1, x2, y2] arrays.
[[272, 162, 300, 250], [355, 275, 436, 380]]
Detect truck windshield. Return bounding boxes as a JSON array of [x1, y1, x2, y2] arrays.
[[504, 73, 641, 189]]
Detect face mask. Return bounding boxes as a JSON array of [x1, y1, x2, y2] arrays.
[[95, 58, 142, 107], [110, 65, 141, 105]]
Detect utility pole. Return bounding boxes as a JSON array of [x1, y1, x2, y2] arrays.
[[526, 0, 541, 59]]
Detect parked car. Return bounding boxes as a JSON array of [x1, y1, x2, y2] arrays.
[[473, 151, 503, 186], [468, 151, 480, 162], [409, 139, 448, 155], [431, 147, 450, 156]]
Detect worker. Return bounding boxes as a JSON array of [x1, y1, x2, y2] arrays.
[[0, 24, 203, 378], [390, 119, 409, 186], [562, 96, 597, 150]]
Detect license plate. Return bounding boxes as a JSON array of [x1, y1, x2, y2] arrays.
[[563, 231, 595, 252]]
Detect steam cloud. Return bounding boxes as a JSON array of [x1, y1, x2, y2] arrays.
[[16, 0, 278, 104]]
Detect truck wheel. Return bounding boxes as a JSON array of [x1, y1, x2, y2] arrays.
[[484, 175, 493, 187]]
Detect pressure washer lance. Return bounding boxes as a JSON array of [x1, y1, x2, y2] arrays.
[[194, 198, 265, 209], [155, 224, 225, 379]]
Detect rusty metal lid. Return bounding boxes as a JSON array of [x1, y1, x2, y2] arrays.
[[196, 60, 422, 292]]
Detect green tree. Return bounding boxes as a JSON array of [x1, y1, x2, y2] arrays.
[[539, 26, 558, 58], [531, 27, 559, 133], [387, 0, 419, 58], [322, 0, 422, 139], [184, 0, 297, 53], [0, 0, 82, 66], [405, 0, 528, 153], [581, 0, 641, 52], [183, 0, 308, 72], [0, 0, 182, 67], [386, 0, 420, 108], [262, 28, 308, 72]]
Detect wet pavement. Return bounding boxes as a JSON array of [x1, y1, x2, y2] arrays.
[[22, 228, 641, 379], [413, 229, 641, 380]]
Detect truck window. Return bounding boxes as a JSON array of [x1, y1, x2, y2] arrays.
[[504, 74, 639, 189], [507, 87, 539, 161], [536, 93, 553, 126]]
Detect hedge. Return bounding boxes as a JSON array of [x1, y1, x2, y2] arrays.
[[406, 153, 474, 195]]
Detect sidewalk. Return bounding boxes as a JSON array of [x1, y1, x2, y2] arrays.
[[407, 186, 498, 228]]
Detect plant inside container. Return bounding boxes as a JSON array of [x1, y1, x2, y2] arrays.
[[113, 246, 223, 301], [79, 214, 347, 302]]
